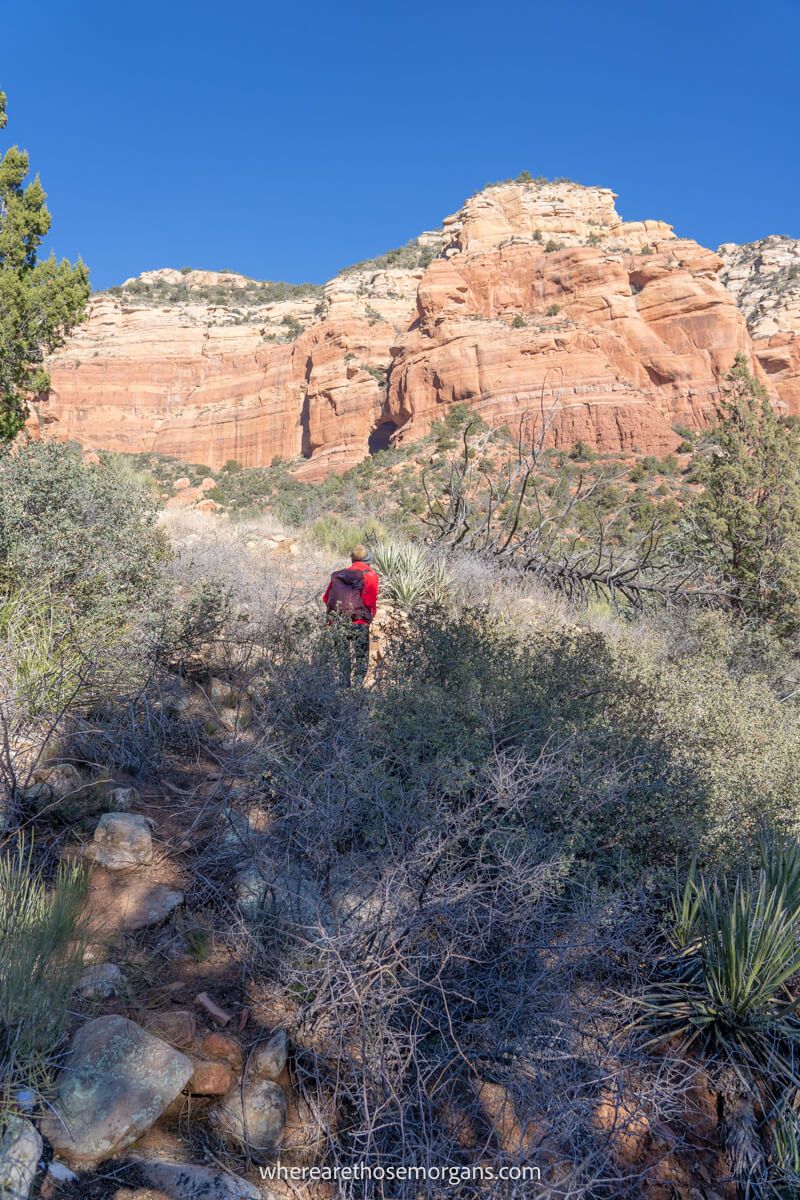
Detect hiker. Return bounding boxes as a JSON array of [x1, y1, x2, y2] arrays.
[[322, 544, 379, 687]]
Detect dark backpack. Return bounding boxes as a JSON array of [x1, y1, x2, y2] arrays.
[[326, 568, 371, 622]]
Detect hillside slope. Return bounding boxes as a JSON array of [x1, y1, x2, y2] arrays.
[[36, 179, 800, 475]]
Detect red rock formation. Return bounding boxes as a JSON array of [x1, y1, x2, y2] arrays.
[[38, 181, 791, 473], [386, 238, 753, 453], [718, 236, 800, 414]]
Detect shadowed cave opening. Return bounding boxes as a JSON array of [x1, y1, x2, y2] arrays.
[[368, 420, 398, 455]]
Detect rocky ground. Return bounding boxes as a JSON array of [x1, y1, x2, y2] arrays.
[[0, 516, 344, 1200], [12, 688, 293, 1200]]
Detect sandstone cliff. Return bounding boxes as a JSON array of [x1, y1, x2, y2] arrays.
[[718, 236, 800, 411], [38, 180, 799, 474]]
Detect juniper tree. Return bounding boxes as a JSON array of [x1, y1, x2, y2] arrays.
[[690, 354, 800, 636], [0, 91, 89, 440]]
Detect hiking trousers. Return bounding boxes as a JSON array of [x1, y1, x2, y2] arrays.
[[338, 622, 370, 687]]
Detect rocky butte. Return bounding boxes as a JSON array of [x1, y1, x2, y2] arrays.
[[37, 180, 800, 477]]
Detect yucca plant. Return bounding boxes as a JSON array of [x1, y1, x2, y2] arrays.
[[369, 540, 451, 611], [759, 833, 800, 923], [637, 839, 800, 1188], [639, 864, 800, 1084], [768, 1104, 800, 1196], [0, 839, 87, 1121]]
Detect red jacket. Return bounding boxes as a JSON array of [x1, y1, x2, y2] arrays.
[[323, 560, 379, 624]]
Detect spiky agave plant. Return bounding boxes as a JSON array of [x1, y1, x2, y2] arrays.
[[767, 1103, 800, 1198], [637, 840, 800, 1187], [639, 865, 800, 1081], [369, 540, 451, 611]]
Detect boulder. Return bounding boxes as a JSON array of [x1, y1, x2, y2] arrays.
[[109, 786, 141, 811], [235, 865, 267, 918], [0, 1115, 41, 1200], [251, 1030, 288, 1081], [133, 1160, 262, 1200], [196, 1033, 243, 1069], [142, 1010, 196, 1050], [87, 812, 153, 869], [76, 961, 126, 999], [24, 764, 112, 823], [40, 1016, 193, 1165], [211, 1078, 286, 1160], [186, 1060, 233, 1095], [84, 874, 184, 935]]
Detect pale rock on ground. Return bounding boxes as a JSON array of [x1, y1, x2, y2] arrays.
[[210, 1030, 290, 1158], [250, 1029, 289, 1080], [0, 1115, 42, 1200], [39, 1015, 193, 1165], [76, 961, 126, 999], [87, 811, 154, 868], [131, 1159, 264, 1200], [142, 1010, 196, 1049], [83, 871, 185, 936], [109, 785, 141, 810]]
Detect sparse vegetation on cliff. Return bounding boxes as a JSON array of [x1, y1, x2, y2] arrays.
[[340, 237, 440, 275], [106, 273, 321, 308]]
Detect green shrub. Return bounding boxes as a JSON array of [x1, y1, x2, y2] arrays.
[[689, 355, 800, 635], [310, 514, 386, 557], [511, 314, 525, 329], [545, 303, 561, 316], [0, 441, 168, 613], [0, 840, 87, 1116], [569, 440, 596, 462]]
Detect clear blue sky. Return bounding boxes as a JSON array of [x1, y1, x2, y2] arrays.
[[2, 0, 798, 290]]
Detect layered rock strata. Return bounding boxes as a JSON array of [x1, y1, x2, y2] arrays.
[[38, 181, 797, 474]]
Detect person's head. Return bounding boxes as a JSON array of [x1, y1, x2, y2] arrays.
[[350, 544, 367, 562]]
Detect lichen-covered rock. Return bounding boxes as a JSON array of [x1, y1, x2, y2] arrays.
[[250, 1030, 288, 1081], [39, 1015, 193, 1164], [132, 1159, 263, 1200], [109, 785, 141, 811], [0, 1115, 41, 1200], [24, 764, 112, 823], [211, 1078, 287, 1160], [235, 865, 267, 918], [142, 1010, 196, 1050], [87, 812, 153, 869], [76, 961, 126, 999]]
